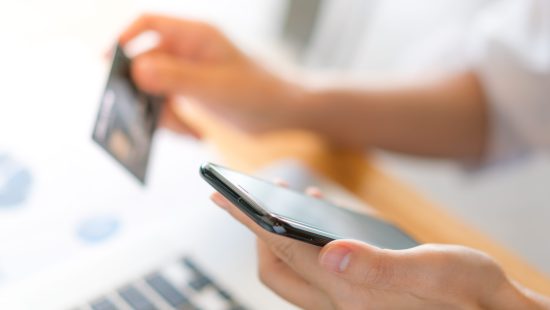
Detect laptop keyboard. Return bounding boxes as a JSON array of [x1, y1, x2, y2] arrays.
[[83, 256, 247, 310]]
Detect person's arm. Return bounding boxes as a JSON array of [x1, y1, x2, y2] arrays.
[[120, 15, 489, 163], [293, 72, 488, 160]]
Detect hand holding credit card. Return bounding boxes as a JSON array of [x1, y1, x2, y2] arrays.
[[92, 45, 163, 184]]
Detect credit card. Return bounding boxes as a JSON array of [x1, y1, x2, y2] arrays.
[[92, 45, 162, 184]]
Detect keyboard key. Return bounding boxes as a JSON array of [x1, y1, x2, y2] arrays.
[[145, 272, 195, 309], [90, 297, 119, 310], [228, 304, 247, 310], [216, 288, 233, 301], [181, 257, 247, 309], [182, 258, 212, 292], [118, 285, 157, 310], [190, 286, 230, 310], [164, 262, 192, 283], [181, 257, 202, 275], [188, 275, 211, 292]]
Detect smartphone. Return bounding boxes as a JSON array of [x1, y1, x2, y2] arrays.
[[200, 162, 418, 249]]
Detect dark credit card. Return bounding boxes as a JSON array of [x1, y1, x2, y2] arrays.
[[92, 45, 162, 184]]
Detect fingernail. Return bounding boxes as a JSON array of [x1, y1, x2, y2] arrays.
[[273, 178, 288, 187], [320, 246, 351, 273], [210, 194, 228, 210], [305, 186, 323, 198]]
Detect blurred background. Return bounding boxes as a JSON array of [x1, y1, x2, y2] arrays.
[[1, 0, 549, 302]]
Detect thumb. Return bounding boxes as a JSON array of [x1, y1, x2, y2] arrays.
[[131, 52, 214, 96], [319, 239, 419, 290]]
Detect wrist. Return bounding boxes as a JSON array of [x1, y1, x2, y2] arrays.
[[286, 88, 374, 148], [482, 279, 547, 310], [278, 82, 317, 130]]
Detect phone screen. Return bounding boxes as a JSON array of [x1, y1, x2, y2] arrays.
[[213, 165, 418, 250]]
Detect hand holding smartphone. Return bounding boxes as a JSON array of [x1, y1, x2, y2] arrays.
[[200, 162, 418, 249]]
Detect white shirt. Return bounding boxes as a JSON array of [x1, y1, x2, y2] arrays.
[[308, 0, 550, 165], [470, 0, 550, 165]]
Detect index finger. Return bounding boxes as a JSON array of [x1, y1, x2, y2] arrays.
[[119, 14, 200, 46], [118, 14, 173, 45], [159, 97, 202, 139], [210, 192, 285, 244], [210, 192, 341, 291]]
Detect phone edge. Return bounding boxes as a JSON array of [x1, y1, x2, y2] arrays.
[[199, 162, 335, 247]]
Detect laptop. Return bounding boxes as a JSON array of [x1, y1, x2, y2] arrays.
[[0, 123, 375, 310]]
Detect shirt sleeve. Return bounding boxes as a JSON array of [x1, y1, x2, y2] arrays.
[[469, 0, 550, 166]]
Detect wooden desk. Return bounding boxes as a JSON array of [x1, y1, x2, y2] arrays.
[[186, 107, 550, 295]]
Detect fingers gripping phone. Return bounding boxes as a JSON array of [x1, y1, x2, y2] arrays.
[[200, 163, 418, 249]]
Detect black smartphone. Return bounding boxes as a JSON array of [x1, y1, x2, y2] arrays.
[[200, 162, 418, 249]]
